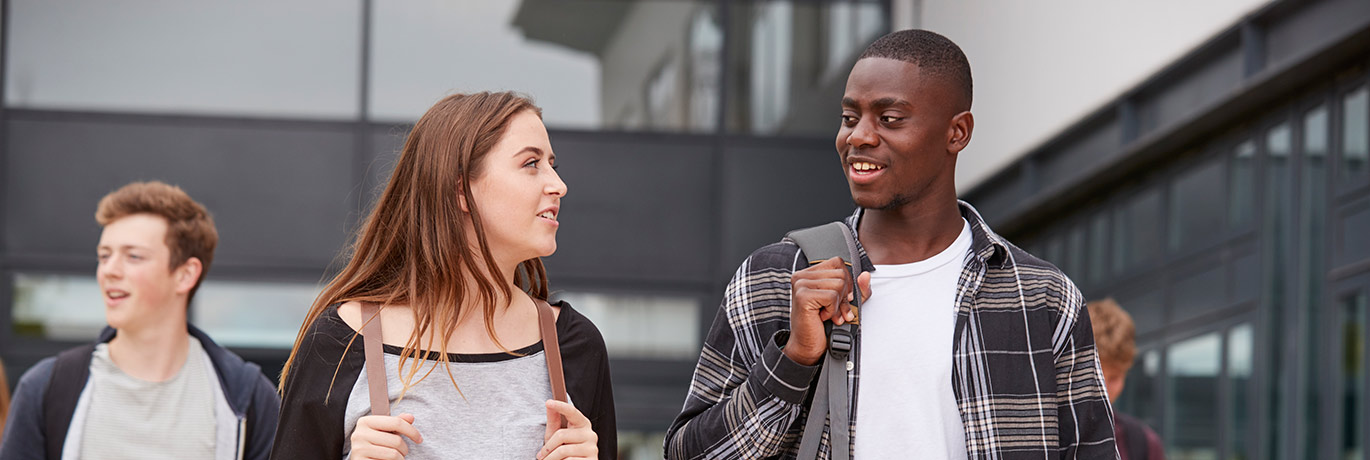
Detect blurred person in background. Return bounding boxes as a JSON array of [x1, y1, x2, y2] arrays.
[[0, 181, 280, 460], [1, 355, 10, 447], [272, 91, 615, 460], [1089, 298, 1165, 460]]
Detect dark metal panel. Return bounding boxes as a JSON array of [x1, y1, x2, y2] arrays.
[[539, 134, 716, 284], [1039, 114, 1123, 192], [718, 137, 851, 275], [3, 117, 356, 269], [1135, 45, 1245, 136], [1264, 0, 1370, 72]]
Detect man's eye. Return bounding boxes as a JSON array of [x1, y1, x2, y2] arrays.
[[880, 116, 901, 123], [841, 115, 857, 124]]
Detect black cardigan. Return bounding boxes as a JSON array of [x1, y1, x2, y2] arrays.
[[270, 301, 616, 459]]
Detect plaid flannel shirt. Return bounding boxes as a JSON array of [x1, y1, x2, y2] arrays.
[[664, 201, 1118, 459]]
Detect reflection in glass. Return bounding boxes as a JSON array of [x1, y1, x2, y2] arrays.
[[5, 0, 361, 119], [1067, 224, 1087, 285], [1169, 156, 1225, 252], [192, 280, 321, 349], [1113, 188, 1163, 275], [11, 273, 105, 341], [1166, 333, 1221, 460], [1128, 350, 1163, 431], [555, 292, 700, 359], [1342, 292, 1366, 460], [727, 1, 887, 135], [1264, 122, 1293, 457], [1228, 323, 1253, 460], [1343, 86, 1368, 185], [1302, 106, 1328, 460], [1090, 212, 1109, 284], [373, 1, 720, 133], [1230, 140, 1256, 228]]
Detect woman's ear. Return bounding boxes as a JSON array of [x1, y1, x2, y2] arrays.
[[457, 180, 469, 213]]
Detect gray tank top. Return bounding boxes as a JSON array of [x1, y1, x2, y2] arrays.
[[341, 344, 554, 459]]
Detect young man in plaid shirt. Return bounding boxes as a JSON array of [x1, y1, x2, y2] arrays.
[[665, 29, 1118, 459]]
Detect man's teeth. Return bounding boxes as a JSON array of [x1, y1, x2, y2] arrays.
[[852, 162, 883, 171], [107, 291, 129, 299]]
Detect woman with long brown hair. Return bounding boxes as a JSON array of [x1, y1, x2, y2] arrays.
[[271, 92, 614, 460]]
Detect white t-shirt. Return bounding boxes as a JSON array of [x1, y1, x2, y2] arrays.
[[853, 219, 972, 460], [81, 336, 217, 460]]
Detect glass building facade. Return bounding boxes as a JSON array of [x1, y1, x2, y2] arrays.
[[965, 1, 1370, 458]]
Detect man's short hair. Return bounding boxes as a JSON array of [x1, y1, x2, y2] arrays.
[[858, 29, 973, 111], [95, 181, 218, 302], [1087, 298, 1137, 370]]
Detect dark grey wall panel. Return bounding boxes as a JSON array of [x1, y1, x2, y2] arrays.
[[1040, 115, 1123, 189], [1265, 0, 1370, 72], [4, 118, 355, 268], [1136, 46, 1243, 136], [539, 135, 715, 284], [719, 140, 851, 274]]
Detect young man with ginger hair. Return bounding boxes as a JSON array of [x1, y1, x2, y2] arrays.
[[0, 181, 278, 460]]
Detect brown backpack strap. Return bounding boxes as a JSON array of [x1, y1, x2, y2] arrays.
[[536, 299, 569, 429], [360, 302, 391, 416]]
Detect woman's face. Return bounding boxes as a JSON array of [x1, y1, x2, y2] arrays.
[[467, 110, 567, 267]]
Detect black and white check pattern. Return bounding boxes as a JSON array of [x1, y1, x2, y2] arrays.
[[665, 202, 1118, 460]]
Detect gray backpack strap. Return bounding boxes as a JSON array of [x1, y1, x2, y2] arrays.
[[787, 221, 862, 460]]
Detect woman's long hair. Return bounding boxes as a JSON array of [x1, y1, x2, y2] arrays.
[[1, 355, 10, 439], [279, 92, 550, 395]]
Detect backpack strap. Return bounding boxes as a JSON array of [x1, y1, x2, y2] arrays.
[[787, 221, 862, 460], [43, 343, 97, 460], [537, 300, 569, 429], [360, 300, 569, 427], [360, 302, 390, 416]]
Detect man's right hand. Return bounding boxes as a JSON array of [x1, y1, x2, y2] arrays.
[[784, 257, 871, 366]]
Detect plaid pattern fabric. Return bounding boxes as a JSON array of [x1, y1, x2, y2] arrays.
[[665, 201, 1118, 459]]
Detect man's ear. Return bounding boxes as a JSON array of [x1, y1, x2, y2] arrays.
[[175, 257, 203, 295], [948, 111, 974, 155]]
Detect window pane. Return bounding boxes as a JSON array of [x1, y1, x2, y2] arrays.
[[1303, 106, 1329, 460], [1227, 323, 1253, 460], [1264, 122, 1293, 457], [5, 0, 361, 119], [1341, 291, 1366, 460], [1170, 156, 1225, 252], [1067, 224, 1087, 285], [1089, 212, 1109, 284], [11, 273, 105, 341], [1230, 140, 1256, 228], [1126, 350, 1163, 430], [191, 280, 320, 349], [555, 292, 700, 359], [371, 0, 721, 133], [1171, 265, 1227, 324], [1342, 203, 1370, 267], [1166, 333, 1221, 460], [1343, 86, 1368, 185], [1113, 188, 1164, 275], [726, 1, 888, 135]]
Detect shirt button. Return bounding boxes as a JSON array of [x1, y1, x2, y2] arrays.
[[846, 361, 854, 371]]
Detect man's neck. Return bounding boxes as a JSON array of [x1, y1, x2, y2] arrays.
[[108, 318, 191, 383], [857, 198, 964, 265]]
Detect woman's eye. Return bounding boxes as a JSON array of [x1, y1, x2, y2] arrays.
[[524, 159, 539, 168]]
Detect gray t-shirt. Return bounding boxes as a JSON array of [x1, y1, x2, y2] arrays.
[[341, 345, 554, 459], [81, 336, 216, 459]]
